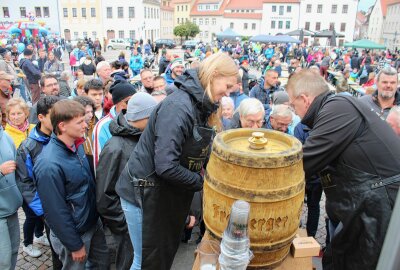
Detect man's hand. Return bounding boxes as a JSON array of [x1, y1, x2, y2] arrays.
[[71, 245, 86, 262], [0, 161, 17, 176], [186, 215, 196, 229]]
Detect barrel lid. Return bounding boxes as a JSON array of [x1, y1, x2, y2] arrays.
[[212, 128, 303, 168]]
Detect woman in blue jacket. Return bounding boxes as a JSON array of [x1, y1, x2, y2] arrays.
[[0, 108, 23, 270]]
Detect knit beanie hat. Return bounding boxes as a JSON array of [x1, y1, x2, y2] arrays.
[[109, 80, 137, 104], [272, 91, 289, 105], [170, 58, 184, 70], [125, 92, 158, 122]]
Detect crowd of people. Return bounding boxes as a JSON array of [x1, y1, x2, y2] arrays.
[[0, 34, 399, 270]]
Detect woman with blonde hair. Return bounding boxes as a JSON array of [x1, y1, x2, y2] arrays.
[[116, 52, 238, 270], [5, 98, 35, 148]]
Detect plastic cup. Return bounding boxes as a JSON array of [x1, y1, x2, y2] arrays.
[[226, 200, 250, 239], [197, 240, 220, 270]]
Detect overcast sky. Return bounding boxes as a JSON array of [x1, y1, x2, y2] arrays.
[[358, 0, 376, 11]]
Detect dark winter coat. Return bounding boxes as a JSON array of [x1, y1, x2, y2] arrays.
[[302, 91, 400, 270], [33, 134, 98, 252], [20, 58, 41, 84], [96, 112, 141, 235], [158, 56, 170, 75], [15, 125, 50, 216]]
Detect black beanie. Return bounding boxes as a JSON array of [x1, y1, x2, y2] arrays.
[[109, 80, 137, 104]]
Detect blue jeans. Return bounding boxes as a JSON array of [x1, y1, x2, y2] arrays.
[[0, 212, 20, 270], [120, 198, 142, 270]]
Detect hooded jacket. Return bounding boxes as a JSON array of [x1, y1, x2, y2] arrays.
[[249, 78, 283, 111], [96, 112, 141, 235], [15, 124, 50, 216], [0, 127, 23, 218], [20, 58, 41, 85], [33, 134, 98, 252], [116, 69, 218, 204], [129, 54, 144, 71]]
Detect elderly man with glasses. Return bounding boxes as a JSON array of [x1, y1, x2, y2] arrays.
[[227, 98, 265, 129]]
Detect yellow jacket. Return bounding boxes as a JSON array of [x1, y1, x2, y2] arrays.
[[5, 123, 36, 149]]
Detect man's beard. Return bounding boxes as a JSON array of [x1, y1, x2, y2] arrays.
[[380, 90, 395, 100]]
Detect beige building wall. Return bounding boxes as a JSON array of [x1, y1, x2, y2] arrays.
[[59, 0, 104, 41]]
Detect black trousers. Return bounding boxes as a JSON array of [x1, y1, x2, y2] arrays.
[[305, 182, 323, 237], [21, 202, 44, 246]]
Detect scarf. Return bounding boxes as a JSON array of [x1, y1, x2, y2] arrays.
[[7, 119, 30, 133]]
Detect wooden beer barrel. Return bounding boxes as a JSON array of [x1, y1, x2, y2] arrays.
[[203, 129, 305, 268]]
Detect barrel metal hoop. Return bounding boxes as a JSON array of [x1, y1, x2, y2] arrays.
[[205, 171, 305, 202], [212, 129, 303, 169]]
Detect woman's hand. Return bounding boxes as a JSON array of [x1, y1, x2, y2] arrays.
[[0, 160, 17, 176]]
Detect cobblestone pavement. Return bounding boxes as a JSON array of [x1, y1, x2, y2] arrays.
[[15, 48, 326, 269], [15, 194, 326, 270]]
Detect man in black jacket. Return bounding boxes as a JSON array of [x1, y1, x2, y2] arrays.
[[158, 51, 171, 75], [287, 69, 400, 270], [97, 92, 157, 270], [359, 67, 400, 120], [20, 49, 41, 104]]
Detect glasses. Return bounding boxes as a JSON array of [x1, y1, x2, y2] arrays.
[[289, 95, 300, 109], [45, 82, 59, 88]]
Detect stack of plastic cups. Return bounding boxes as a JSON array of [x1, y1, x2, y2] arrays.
[[219, 200, 253, 270]]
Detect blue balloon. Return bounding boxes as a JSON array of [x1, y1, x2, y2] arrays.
[[17, 43, 25, 53]]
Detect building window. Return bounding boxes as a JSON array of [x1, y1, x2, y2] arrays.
[[331, 5, 337, 13], [244, 23, 248, 30], [206, 5, 210, 10], [129, 30, 135, 39], [144, 7, 147, 18], [83, 31, 87, 38], [286, 21, 290, 29], [317, 5, 322, 13], [74, 32, 78, 39], [177, 18, 179, 24], [118, 7, 123, 18], [230, 22, 234, 28], [315, 22, 321, 31], [252, 23, 256, 30], [129, 7, 134, 18], [72, 8, 77, 17], [205, 18, 209, 25], [82, 8, 86, 17], [278, 21, 283, 29], [306, 4, 311, 13], [119, 30, 124, 38], [340, 23, 346, 32], [271, 21, 276, 29], [35, 7, 41, 17], [287, 6, 292, 13], [305, 22, 310, 30], [43, 7, 49, 17], [92, 31, 97, 38], [205, 31, 209, 38], [193, 18, 197, 24], [91, 8, 96, 17], [279, 6, 284, 15], [63, 8, 68, 17], [214, 4, 218, 9], [177, 6, 179, 11], [186, 5, 188, 11], [107, 7, 112, 18], [342, 5, 348, 14], [20, 7, 26, 17], [272, 6, 276, 12], [3, 7, 9, 18], [329, 22, 335, 30], [339, 39, 344, 46], [212, 18, 216, 25]]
